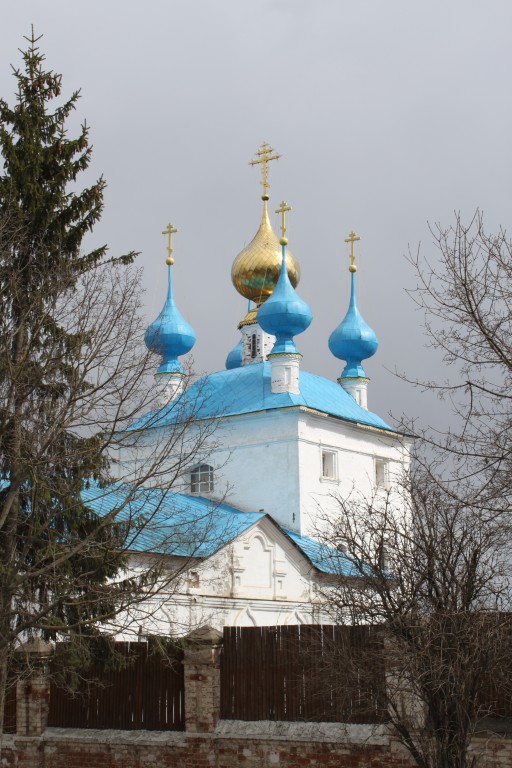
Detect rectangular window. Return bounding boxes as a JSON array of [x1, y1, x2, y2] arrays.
[[251, 334, 257, 358], [321, 450, 337, 480], [375, 459, 390, 489]]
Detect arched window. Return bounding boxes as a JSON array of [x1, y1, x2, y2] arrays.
[[190, 464, 214, 494]]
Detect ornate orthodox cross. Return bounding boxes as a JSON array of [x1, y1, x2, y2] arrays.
[[250, 142, 281, 198]]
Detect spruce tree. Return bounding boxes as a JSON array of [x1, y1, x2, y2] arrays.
[[0, 31, 141, 730]]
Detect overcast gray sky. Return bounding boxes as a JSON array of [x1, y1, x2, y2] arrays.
[[2, 1, 511, 430]]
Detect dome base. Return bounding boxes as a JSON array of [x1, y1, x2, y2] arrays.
[[338, 376, 370, 410], [270, 353, 302, 395]]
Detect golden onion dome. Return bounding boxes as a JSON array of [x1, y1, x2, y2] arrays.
[[231, 197, 300, 326]]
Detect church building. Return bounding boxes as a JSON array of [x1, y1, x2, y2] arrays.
[[90, 144, 411, 634]]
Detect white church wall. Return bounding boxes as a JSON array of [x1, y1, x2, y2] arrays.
[[206, 406, 411, 541], [108, 425, 194, 491], [110, 405, 410, 549], [156, 406, 411, 541], [204, 410, 302, 532], [297, 411, 411, 538]]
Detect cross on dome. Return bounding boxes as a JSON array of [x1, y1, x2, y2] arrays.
[[250, 142, 281, 199], [345, 230, 360, 273], [258, 202, 312, 357], [275, 200, 291, 244], [162, 223, 178, 266]]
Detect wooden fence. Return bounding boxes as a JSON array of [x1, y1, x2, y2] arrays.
[[4, 623, 512, 734], [47, 641, 184, 731], [220, 625, 387, 723]]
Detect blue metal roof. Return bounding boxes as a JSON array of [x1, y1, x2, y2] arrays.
[[81, 483, 353, 575], [284, 529, 363, 577], [133, 361, 394, 433]]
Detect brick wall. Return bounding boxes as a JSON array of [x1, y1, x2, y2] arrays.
[[4, 728, 512, 768], [0, 728, 412, 768]]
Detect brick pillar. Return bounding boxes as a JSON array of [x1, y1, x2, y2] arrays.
[[15, 639, 52, 737], [183, 625, 223, 733]]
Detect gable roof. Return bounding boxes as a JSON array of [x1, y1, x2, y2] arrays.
[[81, 483, 264, 558], [81, 483, 357, 576], [132, 361, 395, 433]]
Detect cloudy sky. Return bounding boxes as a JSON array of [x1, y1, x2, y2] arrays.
[[1, 1, 511, 430]]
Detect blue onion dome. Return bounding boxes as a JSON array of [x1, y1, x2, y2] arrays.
[[258, 236, 312, 355], [225, 338, 243, 369], [145, 263, 196, 376], [328, 269, 378, 378]]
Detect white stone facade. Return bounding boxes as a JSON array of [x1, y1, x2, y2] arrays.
[[197, 407, 410, 538], [116, 516, 329, 637]]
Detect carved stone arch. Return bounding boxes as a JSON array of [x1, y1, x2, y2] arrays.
[[284, 610, 310, 625], [242, 529, 273, 553], [233, 607, 257, 627]]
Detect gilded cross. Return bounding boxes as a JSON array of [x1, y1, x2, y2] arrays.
[[345, 230, 361, 269], [162, 223, 178, 265], [275, 200, 292, 241], [250, 142, 281, 197]]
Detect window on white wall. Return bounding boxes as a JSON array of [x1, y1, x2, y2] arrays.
[[188, 571, 200, 588], [321, 450, 337, 480], [375, 459, 390, 489], [191, 464, 214, 494]]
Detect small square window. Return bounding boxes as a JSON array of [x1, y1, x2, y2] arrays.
[[321, 450, 337, 480], [375, 459, 390, 489]]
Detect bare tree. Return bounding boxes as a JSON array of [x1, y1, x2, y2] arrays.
[[314, 211, 512, 768], [317, 462, 512, 768], [406, 211, 512, 510]]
